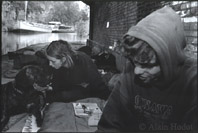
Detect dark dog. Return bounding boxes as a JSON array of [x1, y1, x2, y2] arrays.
[[0, 65, 52, 131]]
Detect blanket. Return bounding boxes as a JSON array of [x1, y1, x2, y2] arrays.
[[39, 98, 106, 132]]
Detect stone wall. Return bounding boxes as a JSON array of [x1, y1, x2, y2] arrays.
[[162, 1, 197, 56], [91, 1, 162, 46], [137, 1, 162, 22], [90, 1, 197, 56], [91, 1, 138, 47]]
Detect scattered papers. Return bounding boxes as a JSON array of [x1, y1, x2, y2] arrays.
[[73, 103, 102, 116], [88, 114, 102, 126], [72, 102, 102, 126], [22, 114, 40, 132]]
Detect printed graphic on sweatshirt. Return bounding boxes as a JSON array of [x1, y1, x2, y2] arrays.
[[134, 95, 173, 122]]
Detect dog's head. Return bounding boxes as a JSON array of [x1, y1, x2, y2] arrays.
[[14, 65, 52, 93], [14, 65, 53, 126]]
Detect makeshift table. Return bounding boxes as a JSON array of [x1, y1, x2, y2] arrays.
[[5, 98, 105, 132]]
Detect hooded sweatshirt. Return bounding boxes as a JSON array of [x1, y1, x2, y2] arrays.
[[97, 6, 197, 132]]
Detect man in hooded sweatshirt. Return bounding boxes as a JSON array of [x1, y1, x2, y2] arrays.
[[97, 6, 197, 132]]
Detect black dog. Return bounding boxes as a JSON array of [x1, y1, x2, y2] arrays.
[[0, 65, 52, 131]]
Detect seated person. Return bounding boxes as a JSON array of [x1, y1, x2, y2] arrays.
[[45, 40, 111, 103], [91, 45, 119, 73], [8, 45, 50, 70], [77, 45, 92, 56], [97, 7, 197, 132]]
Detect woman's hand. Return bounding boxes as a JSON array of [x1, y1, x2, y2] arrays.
[[33, 83, 53, 92], [46, 84, 53, 91], [79, 82, 89, 88]]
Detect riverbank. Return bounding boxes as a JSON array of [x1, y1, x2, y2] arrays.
[[2, 31, 87, 55], [2, 19, 19, 32]]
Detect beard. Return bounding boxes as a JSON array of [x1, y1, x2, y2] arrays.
[[134, 74, 163, 89], [134, 75, 157, 88]]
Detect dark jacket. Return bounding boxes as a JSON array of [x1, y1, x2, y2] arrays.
[[92, 52, 119, 73], [97, 7, 197, 132], [49, 51, 111, 102], [77, 46, 92, 56]]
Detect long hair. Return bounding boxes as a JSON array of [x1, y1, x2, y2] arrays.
[[46, 40, 76, 68]]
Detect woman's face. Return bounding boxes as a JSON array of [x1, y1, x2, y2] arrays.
[[46, 55, 64, 69]]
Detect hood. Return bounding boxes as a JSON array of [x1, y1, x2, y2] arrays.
[[124, 6, 187, 85]]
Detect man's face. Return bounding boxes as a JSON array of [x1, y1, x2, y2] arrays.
[[46, 55, 63, 69], [133, 58, 161, 84], [123, 36, 162, 84], [127, 49, 161, 84]]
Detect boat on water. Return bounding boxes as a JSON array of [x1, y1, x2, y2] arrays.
[[10, 21, 75, 33], [48, 21, 75, 33], [12, 21, 53, 33], [52, 25, 75, 33], [11, 1, 53, 33]]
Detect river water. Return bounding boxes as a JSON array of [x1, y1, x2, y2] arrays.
[[1, 32, 88, 55]]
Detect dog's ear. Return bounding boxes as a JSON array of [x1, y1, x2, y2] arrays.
[[15, 68, 32, 89]]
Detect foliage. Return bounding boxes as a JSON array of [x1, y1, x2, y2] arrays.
[[49, 2, 81, 25], [46, 1, 89, 27], [8, 1, 25, 20], [81, 10, 89, 21], [2, 1, 90, 32], [26, 1, 44, 16], [76, 20, 89, 38], [2, 1, 44, 21]]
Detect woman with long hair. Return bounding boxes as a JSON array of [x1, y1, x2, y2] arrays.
[[45, 40, 111, 103]]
